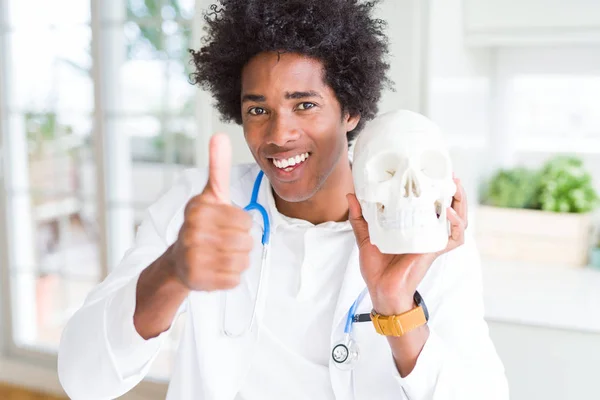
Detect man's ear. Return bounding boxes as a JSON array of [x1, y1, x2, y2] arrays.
[[345, 112, 361, 133]]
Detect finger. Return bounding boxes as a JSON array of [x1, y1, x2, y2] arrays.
[[451, 177, 468, 228], [346, 193, 370, 248], [452, 177, 462, 201], [203, 133, 232, 204], [214, 230, 255, 253], [183, 228, 254, 252], [446, 207, 465, 242], [185, 202, 253, 231], [216, 253, 251, 274], [213, 270, 243, 290]]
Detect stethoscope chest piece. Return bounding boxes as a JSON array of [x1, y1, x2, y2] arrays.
[[332, 343, 349, 363], [331, 335, 360, 370]]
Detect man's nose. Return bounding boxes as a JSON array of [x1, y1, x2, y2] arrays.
[[265, 113, 301, 146]]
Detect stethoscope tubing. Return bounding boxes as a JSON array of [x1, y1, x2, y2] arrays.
[[222, 170, 369, 363]]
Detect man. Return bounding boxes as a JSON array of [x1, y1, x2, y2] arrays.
[[58, 1, 508, 399]]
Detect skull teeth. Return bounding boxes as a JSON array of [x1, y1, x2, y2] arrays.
[[376, 203, 444, 230], [435, 200, 442, 219]]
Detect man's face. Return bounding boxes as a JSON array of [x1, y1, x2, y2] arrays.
[[240, 52, 359, 202]]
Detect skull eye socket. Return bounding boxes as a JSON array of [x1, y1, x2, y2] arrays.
[[367, 153, 407, 183], [420, 150, 449, 180]]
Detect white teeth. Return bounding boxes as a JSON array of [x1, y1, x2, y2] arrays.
[[272, 152, 310, 170], [377, 206, 439, 231]]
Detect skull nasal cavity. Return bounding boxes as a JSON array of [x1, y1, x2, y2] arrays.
[[403, 170, 421, 198]]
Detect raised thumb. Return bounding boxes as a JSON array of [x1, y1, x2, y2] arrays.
[[346, 193, 370, 247], [203, 133, 232, 204]]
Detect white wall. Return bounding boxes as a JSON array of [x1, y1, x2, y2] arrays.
[[488, 321, 600, 400]]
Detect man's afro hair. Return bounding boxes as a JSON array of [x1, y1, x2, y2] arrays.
[[189, 0, 391, 142]]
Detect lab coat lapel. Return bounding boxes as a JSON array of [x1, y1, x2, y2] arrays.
[[190, 289, 259, 400], [329, 244, 366, 400], [332, 244, 366, 331]]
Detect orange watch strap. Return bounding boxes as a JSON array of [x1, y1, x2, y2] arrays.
[[371, 306, 427, 336]]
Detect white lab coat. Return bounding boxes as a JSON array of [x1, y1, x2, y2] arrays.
[[58, 163, 509, 400]]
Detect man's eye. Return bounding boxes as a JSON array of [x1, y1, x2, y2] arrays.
[[248, 107, 266, 115], [297, 102, 316, 110]]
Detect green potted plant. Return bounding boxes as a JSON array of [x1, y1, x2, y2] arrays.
[[477, 156, 599, 267]]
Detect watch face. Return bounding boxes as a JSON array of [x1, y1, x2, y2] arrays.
[[332, 344, 349, 363]]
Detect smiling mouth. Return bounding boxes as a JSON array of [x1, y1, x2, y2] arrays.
[[271, 152, 310, 172]]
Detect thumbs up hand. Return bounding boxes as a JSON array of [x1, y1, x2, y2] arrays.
[[168, 133, 254, 292]]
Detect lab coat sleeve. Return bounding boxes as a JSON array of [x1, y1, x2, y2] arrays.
[[393, 232, 510, 400], [57, 169, 204, 400]]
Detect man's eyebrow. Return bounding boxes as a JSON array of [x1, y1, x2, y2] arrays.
[[285, 91, 323, 100], [241, 94, 266, 103]]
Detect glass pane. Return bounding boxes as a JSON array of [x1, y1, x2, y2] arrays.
[[163, 118, 196, 166], [25, 113, 93, 199], [173, 0, 195, 20], [165, 23, 191, 61], [29, 211, 101, 280], [509, 74, 600, 140], [9, 28, 93, 113], [10, 199, 100, 348], [8, 0, 90, 28], [110, 117, 174, 208], [120, 20, 194, 115], [11, 271, 98, 349], [5, 114, 100, 350], [167, 59, 195, 115], [120, 58, 168, 113], [128, 0, 162, 19], [123, 116, 162, 161], [127, 0, 194, 21], [126, 20, 165, 61]]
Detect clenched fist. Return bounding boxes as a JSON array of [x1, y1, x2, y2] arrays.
[[169, 133, 254, 291]]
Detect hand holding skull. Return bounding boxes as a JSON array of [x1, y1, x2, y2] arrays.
[[348, 110, 468, 315]]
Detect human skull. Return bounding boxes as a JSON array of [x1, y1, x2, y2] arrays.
[[352, 110, 456, 254]]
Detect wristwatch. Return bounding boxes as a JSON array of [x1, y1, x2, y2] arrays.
[[371, 291, 429, 337]]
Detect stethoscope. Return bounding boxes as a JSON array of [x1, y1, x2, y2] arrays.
[[221, 170, 270, 339], [221, 170, 371, 370]]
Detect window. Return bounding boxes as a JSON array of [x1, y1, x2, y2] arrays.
[[487, 46, 600, 200], [0, 0, 197, 383], [496, 46, 600, 156], [3, 0, 98, 353]]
